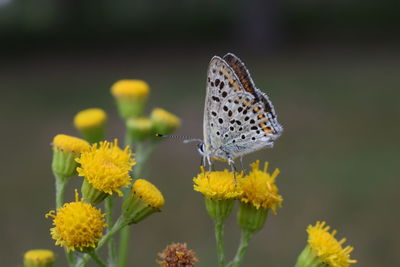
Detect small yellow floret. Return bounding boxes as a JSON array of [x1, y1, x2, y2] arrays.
[[307, 221, 357, 267], [53, 134, 90, 153], [76, 139, 135, 196], [151, 108, 181, 129], [45, 191, 106, 252], [132, 179, 165, 208], [238, 160, 282, 213], [74, 108, 107, 130], [111, 79, 150, 99], [193, 167, 242, 200], [24, 249, 55, 264]]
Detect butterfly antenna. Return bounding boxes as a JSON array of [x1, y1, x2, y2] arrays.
[[155, 134, 203, 144]]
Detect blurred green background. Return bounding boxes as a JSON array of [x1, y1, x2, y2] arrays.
[[1, 0, 399, 266]]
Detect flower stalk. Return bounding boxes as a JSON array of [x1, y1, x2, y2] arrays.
[[230, 230, 253, 267]]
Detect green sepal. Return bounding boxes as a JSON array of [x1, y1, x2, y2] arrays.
[[78, 126, 105, 144], [205, 197, 235, 222], [115, 98, 146, 120], [81, 178, 109, 205], [122, 192, 159, 224], [295, 245, 327, 267], [52, 148, 79, 178], [237, 201, 268, 234]]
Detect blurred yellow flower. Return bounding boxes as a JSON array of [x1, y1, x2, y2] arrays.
[[73, 108, 107, 130], [307, 221, 357, 267], [151, 108, 181, 135], [24, 249, 55, 267], [238, 160, 282, 213], [46, 191, 106, 252], [76, 139, 135, 196], [111, 79, 150, 99]]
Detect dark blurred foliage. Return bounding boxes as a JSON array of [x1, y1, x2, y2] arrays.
[[0, 0, 399, 51], [0, 1, 399, 267]]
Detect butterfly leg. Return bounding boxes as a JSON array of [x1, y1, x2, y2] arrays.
[[228, 157, 237, 184], [206, 156, 213, 172], [239, 155, 245, 171]]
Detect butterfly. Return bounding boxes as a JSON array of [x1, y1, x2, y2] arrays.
[[196, 53, 283, 170]]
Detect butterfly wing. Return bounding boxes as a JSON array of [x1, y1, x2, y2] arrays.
[[203, 54, 282, 160]]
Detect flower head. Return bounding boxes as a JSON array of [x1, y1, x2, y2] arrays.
[[307, 221, 357, 267], [151, 108, 181, 135], [74, 108, 107, 130], [76, 139, 135, 196], [111, 80, 150, 119], [46, 190, 106, 252], [24, 249, 55, 267], [122, 179, 165, 224], [53, 134, 90, 154], [157, 243, 199, 267], [193, 167, 242, 200], [52, 134, 90, 178], [238, 160, 282, 213], [132, 179, 165, 208], [73, 108, 107, 143], [111, 79, 150, 99]]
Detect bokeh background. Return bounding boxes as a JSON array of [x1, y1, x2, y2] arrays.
[[1, 0, 399, 266]]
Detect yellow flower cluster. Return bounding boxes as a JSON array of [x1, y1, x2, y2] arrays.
[[307, 221, 357, 267], [76, 139, 135, 196], [193, 161, 282, 213], [46, 191, 106, 252]]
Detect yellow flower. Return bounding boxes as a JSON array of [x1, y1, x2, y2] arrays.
[[24, 249, 55, 267], [193, 167, 242, 200], [76, 139, 135, 196], [238, 160, 282, 213], [132, 179, 165, 208], [150, 108, 181, 135], [111, 79, 150, 99], [307, 221, 357, 267], [111, 79, 150, 119], [52, 134, 90, 178], [122, 179, 165, 224], [46, 190, 106, 252], [73, 108, 107, 130], [53, 134, 90, 154]]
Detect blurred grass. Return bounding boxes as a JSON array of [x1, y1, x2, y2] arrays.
[[0, 46, 399, 266]]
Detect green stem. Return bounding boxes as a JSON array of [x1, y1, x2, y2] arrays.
[[230, 230, 253, 267], [118, 226, 130, 267], [106, 196, 117, 267], [215, 220, 226, 267], [54, 172, 67, 209], [87, 250, 107, 267], [118, 138, 156, 267]]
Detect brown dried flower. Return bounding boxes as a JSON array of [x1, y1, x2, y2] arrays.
[[157, 242, 199, 267]]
